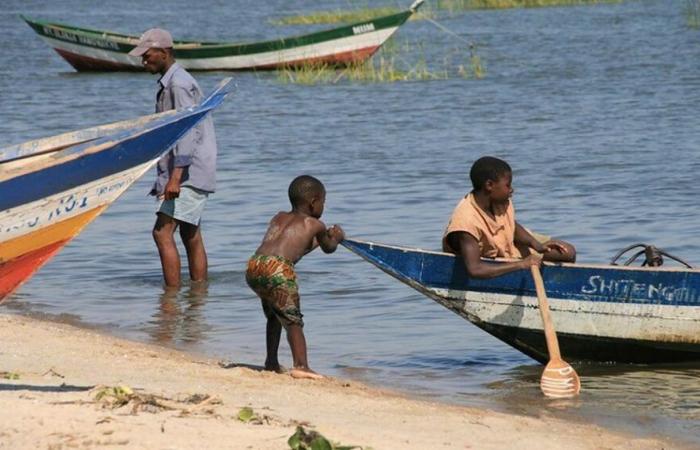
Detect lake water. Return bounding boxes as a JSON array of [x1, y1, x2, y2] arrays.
[[2, 0, 699, 446]]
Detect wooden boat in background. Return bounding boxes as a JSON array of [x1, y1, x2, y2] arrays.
[[21, 0, 423, 72], [342, 239, 700, 364], [0, 78, 233, 302]]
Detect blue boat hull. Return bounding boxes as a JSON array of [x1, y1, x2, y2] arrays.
[[0, 79, 232, 302], [342, 239, 700, 364]]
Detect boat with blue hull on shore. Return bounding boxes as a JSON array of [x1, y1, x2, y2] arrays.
[[341, 239, 700, 364], [0, 79, 233, 302]]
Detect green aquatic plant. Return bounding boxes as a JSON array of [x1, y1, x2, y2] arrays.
[[685, 0, 700, 28], [272, 7, 400, 25], [275, 39, 485, 85], [270, 7, 433, 25], [436, 0, 622, 11]]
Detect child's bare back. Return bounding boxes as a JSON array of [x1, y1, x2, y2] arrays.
[[255, 211, 327, 264]]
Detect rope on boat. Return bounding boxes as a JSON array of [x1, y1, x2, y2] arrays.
[[420, 14, 530, 72], [610, 243, 694, 268]]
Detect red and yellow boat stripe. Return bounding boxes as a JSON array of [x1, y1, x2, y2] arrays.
[[0, 205, 106, 300]]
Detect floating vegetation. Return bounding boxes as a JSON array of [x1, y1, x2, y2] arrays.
[[686, 0, 700, 28], [272, 7, 399, 25], [271, 7, 433, 25], [435, 0, 622, 11], [276, 39, 485, 85], [287, 426, 369, 450]]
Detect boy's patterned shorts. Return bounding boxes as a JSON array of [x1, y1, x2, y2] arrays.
[[246, 254, 304, 328]]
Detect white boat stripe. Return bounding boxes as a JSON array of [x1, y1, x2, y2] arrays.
[[428, 287, 700, 341], [0, 160, 155, 243]]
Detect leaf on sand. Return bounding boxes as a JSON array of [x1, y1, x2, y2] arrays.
[[310, 436, 333, 450], [238, 406, 256, 423], [287, 425, 362, 450], [94, 385, 134, 405], [288, 427, 303, 449]]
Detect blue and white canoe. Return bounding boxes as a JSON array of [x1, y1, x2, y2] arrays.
[[0, 78, 232, 302], [342, 239, 700, 364]]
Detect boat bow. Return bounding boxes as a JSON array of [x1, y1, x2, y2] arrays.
[[0, 78, 233, 302]]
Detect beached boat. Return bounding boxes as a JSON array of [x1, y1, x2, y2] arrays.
[[21, 0, 423, 72], [342, 239, 700, 364], [0, 79, 233, 303]]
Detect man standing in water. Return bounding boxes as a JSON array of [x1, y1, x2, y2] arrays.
[[129, 29, 218, 288]]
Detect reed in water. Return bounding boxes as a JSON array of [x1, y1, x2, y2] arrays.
[[270, 6, 432, 25], [276, 40, 485, 85], [436, 0, 621, 11]]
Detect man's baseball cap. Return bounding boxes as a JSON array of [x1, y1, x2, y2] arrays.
[[128, 28, 174, 56]]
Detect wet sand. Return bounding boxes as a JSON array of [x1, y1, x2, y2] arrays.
[[0, 313, 688, 449]]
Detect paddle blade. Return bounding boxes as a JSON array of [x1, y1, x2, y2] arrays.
[[540, 358, 581, 398]]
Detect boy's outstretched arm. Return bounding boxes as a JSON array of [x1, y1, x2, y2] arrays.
[[450, 231, 541, 279], [316, 224, 345, 254]]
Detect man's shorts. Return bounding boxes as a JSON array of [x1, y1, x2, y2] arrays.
[[157, 186, 209, 226], [245, 254, 304, 328]]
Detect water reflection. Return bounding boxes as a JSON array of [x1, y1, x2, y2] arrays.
[[483, 362, 700, 445], [148, 283, 210, 345]]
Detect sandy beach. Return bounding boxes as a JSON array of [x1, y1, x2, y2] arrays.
[[0, 314, 690, 450]]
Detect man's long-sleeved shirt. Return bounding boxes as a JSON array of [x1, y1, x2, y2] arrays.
[[151, 62, 217, 196]]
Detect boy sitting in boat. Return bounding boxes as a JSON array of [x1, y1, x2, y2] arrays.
[[442, 156, 576, 278], [246, 175, 345, 380]]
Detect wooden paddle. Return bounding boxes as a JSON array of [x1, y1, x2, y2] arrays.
[[531, 265, 581, 398]]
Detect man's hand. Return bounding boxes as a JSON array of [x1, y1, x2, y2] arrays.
[[162, 177, 181, 200], [161, 168, 184, 200]]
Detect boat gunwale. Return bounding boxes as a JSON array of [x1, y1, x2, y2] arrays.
[[1, 77, 231, 168], [344, 238, 700, 274], [0, 110, 180, 165]]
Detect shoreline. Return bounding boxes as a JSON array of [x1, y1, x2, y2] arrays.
[[0, 313, 689, 449]]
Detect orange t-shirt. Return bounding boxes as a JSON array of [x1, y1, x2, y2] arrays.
[[442, 193, 522, 259]]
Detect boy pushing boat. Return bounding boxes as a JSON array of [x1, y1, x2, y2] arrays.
[[246, 175, 344, 379]]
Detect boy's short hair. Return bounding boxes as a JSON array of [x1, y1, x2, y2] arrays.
[[288, 175, 325, 207], [470, 156, 512, 191]]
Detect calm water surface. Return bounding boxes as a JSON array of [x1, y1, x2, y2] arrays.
[[2, 0, 699, 445]]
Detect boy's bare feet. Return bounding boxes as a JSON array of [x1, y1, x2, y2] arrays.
[[290, 368, 325, 380]]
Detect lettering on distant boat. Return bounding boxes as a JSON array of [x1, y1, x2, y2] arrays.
[[581, 275, 698, 305], [42, 26, 120, 50], [352, 23, 375, 35]]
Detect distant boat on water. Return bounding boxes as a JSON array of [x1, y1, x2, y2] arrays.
[[342, 238, 700, 364], [21, 0, 423, 72], [0, 79, 233, 302]]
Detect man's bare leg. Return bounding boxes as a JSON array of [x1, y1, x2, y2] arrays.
[[153, 213, 181, 288], [286, 325, 324, 380], [180, 222, 208, 282]]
